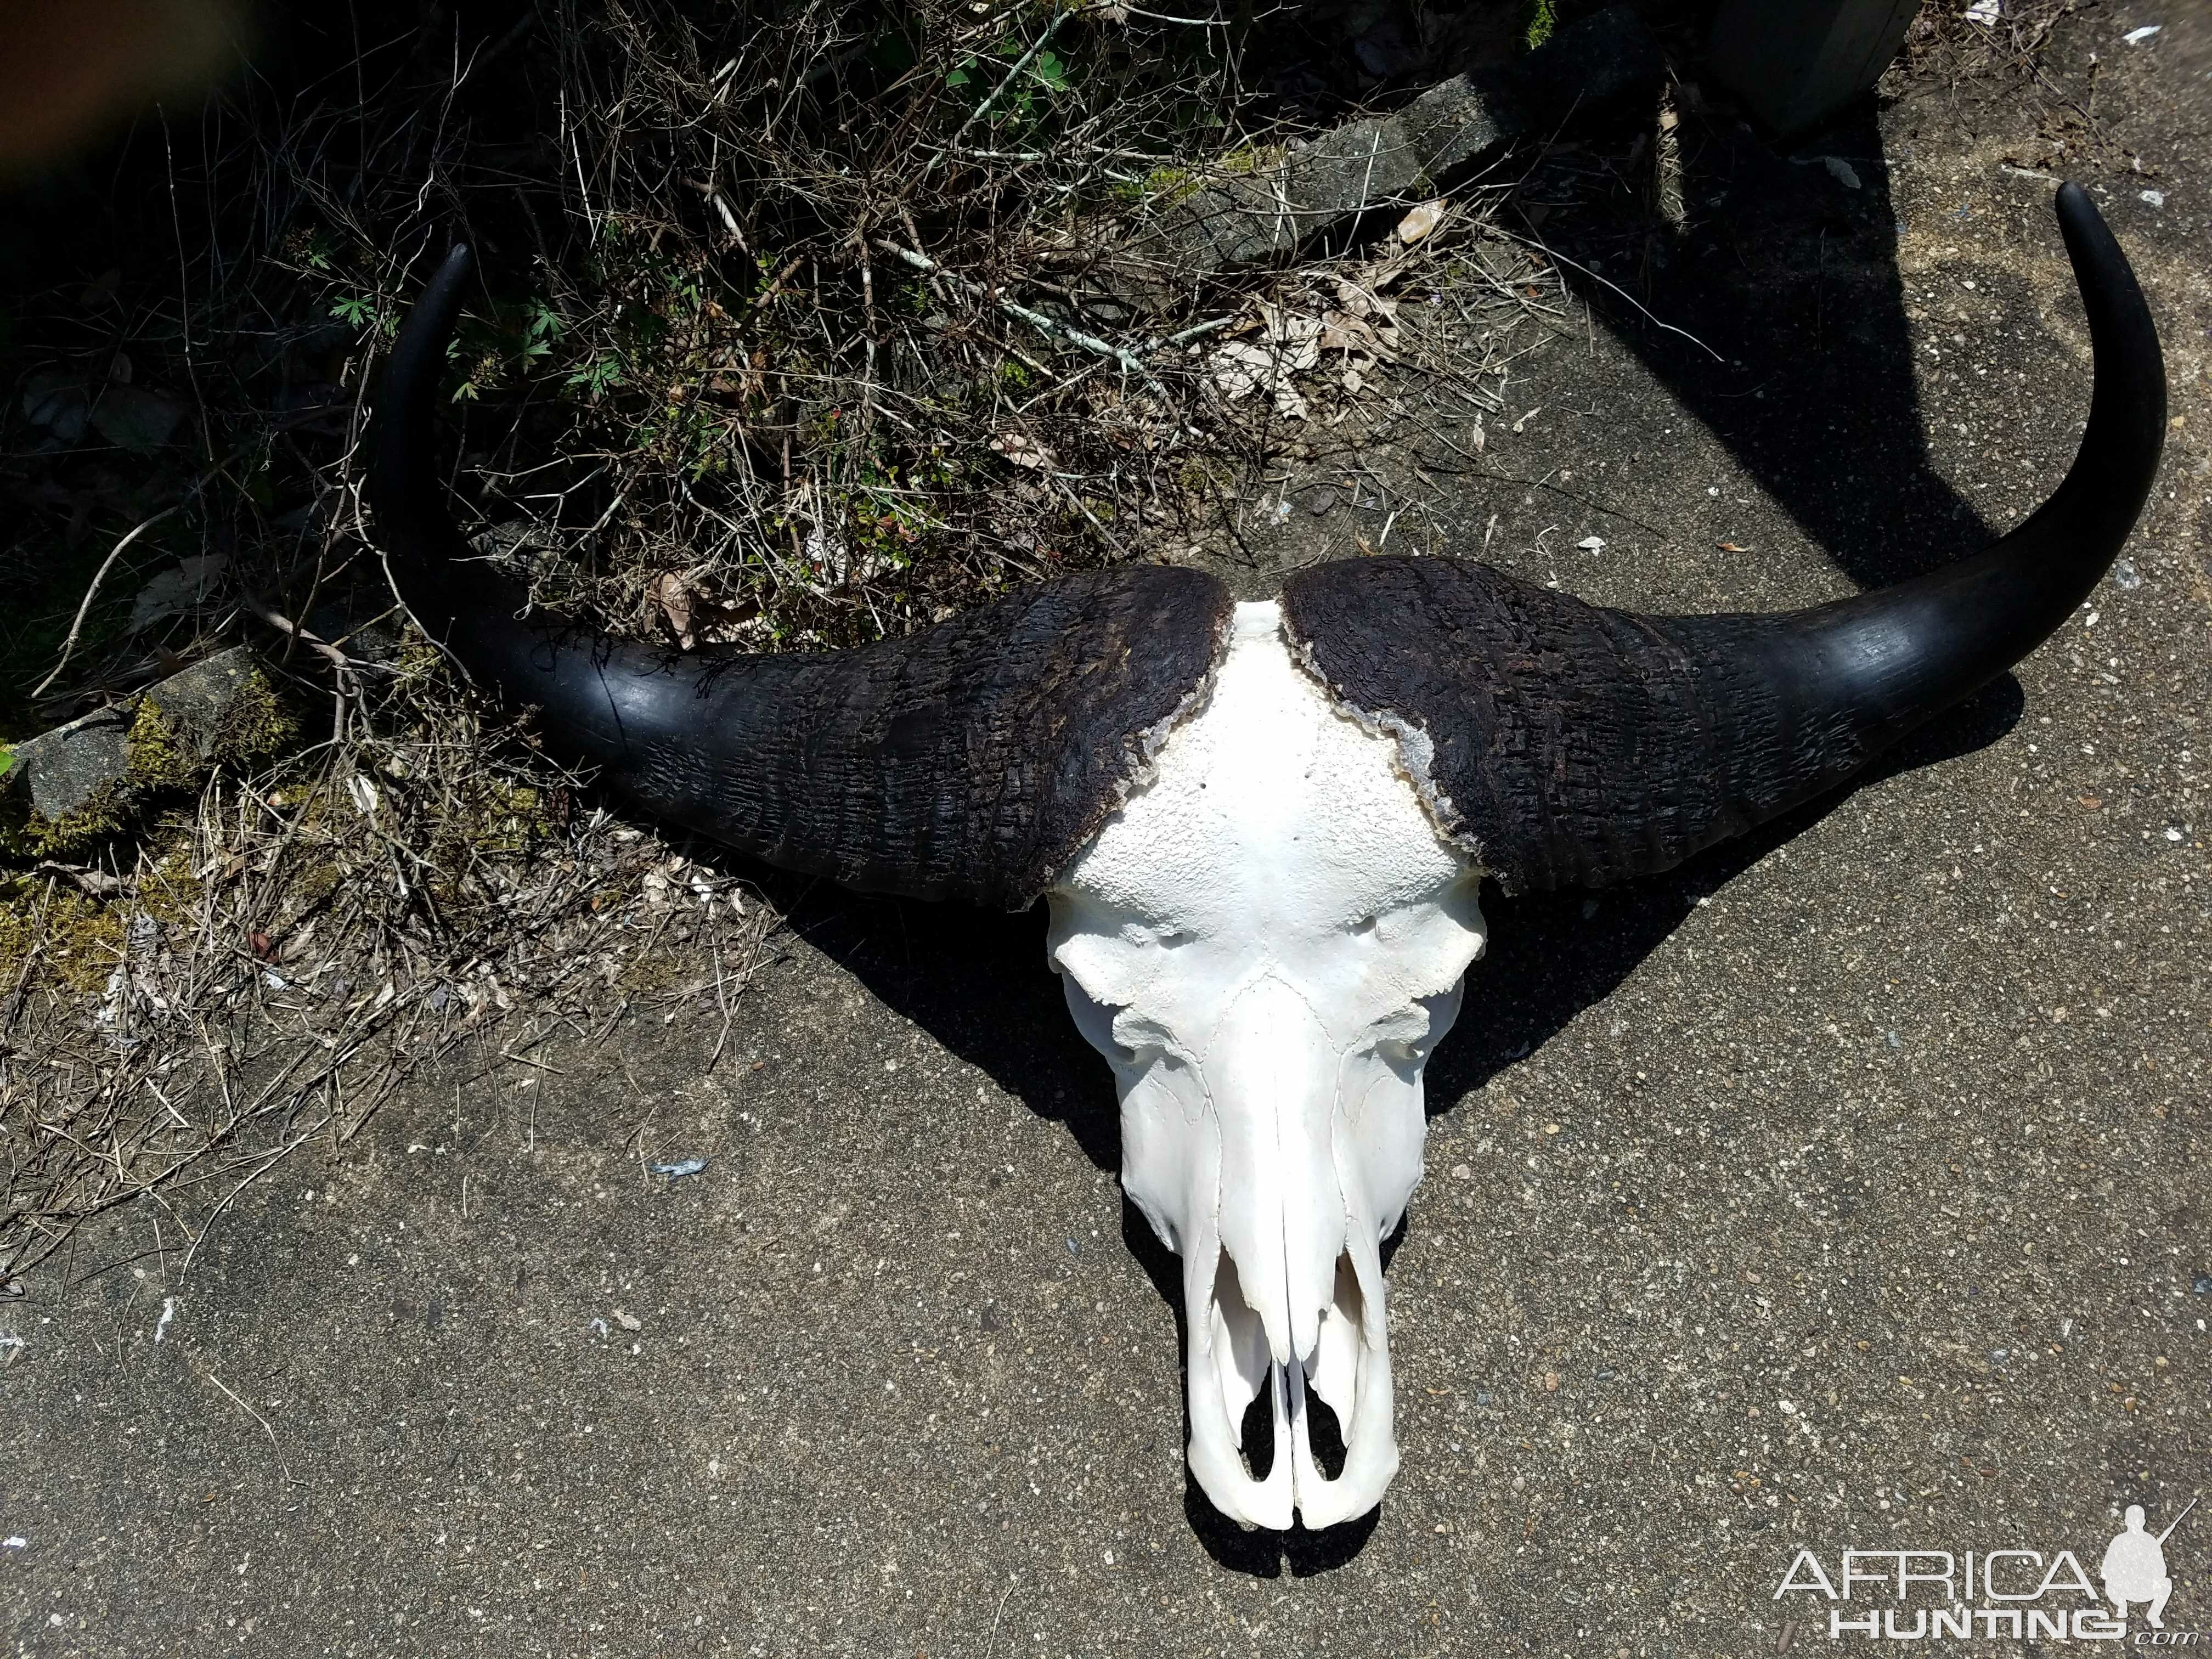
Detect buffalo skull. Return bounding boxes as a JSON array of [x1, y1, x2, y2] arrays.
[[369, 184, 2163, 1531]]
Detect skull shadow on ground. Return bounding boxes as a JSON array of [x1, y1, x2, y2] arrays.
[[736, 663, 2018, 1576]]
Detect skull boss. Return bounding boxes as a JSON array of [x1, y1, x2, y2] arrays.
[[368, 184, 2163, 1530]]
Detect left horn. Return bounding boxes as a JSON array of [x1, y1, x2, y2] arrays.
[[366, 245, 1232, 907], [1282, 181, 2165, 892]]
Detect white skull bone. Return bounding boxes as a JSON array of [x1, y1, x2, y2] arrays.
[[1046, 600, 1487, 1530]]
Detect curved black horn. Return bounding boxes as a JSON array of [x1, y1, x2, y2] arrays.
[[365, 245, 1232, 907], [1281, 183, 2166, 892]]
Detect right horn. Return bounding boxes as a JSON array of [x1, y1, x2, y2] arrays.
[[1282, 182, 2167, 894]]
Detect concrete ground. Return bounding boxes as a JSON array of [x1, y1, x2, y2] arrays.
[[6, 5, 2210, 1655]]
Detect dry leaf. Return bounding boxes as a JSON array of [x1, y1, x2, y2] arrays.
[[989, 430, 1054, 470], [128, 554, 227, 631], [651, 571, 699, 648], [22, 372, 91, 443], [91, 383, 187, 452]]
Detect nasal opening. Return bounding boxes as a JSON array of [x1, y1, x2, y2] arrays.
[[1194, 1245, 1382, 1527]]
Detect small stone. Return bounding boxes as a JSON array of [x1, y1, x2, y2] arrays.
[[1395, 199, 1446, 245], [4, 646, 281, 850], [2113, 558, 2141, 590], [2192, 1276, 2212, 1296], [1542, 1371, 1560, 1392]]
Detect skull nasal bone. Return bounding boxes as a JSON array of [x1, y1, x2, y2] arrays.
[[1207, 976, 1344, 1370]]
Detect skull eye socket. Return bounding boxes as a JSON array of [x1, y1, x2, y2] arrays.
[[1059, 975, 1129, 1062], [1374, 1035, 1431, 1085]]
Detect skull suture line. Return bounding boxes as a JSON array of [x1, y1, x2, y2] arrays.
[[368, 184, 2163, 1533]]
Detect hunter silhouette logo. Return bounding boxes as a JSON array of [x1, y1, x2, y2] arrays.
[[2104, 1500, 2193, 1630]]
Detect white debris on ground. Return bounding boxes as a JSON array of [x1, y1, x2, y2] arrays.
[[1394, 200, 1446, 245]]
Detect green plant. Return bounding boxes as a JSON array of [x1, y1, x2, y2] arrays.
[[945, 25, 1076, 133], [565, 351, 627, 401]]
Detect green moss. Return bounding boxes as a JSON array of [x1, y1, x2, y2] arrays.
[[469, 780, 551, 857], [1113, 165, 1205, 208], [1522, 0, 1558, 50], [210, 670, 299, 766], [123, 697, 201, 792], [1177, 457, 1230, 493], [137, 849, 206, 929], [0, 878, 128, 996], [1215, 143, 1285, 178], [0, 846, 204, 997], [615, 942, 691, 995], [0, 775, 130, 861], [1117, 143, 1290, 205]]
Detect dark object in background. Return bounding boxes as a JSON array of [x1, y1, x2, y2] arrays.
[[0, 0, 247, 175], [1706, 0, 1922, 137]]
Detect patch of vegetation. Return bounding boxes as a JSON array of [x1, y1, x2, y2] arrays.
[[1522, 0, 1558, 52], [0, 0, 1429, 1278]]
